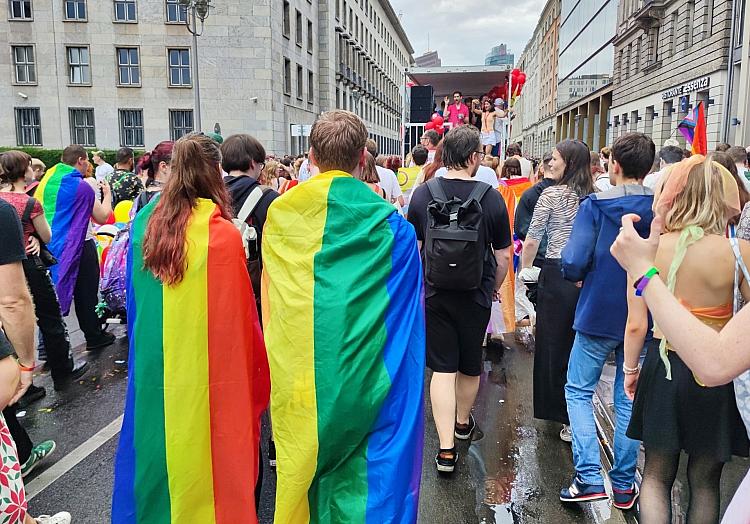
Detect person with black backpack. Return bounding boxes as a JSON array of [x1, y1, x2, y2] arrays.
[[408, 125, 512, 474]]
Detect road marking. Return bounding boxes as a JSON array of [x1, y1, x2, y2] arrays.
[[26, 415, 123, 500]]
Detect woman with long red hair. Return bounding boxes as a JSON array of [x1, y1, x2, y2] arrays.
[[112, 134, 270, 522]]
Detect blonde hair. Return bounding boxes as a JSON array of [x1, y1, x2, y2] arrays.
[[660, 160, 728, 236], [260, 160, 279, 186]]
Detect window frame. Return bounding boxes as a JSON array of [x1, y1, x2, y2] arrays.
[[307, 18, 313, 54], [68, 107, 96, 147], [8, 0, 32, 20], [118, 108, 144, 147], [283, 57, 291, 96], [307, 69, 314, 105], [295, 9, 303, 47], [167, 47, 192, 88], [66, 45, 91, 86], [113, 0, 137, 23], [115, 46, 141, 87], [164, 0, 186, 24], [169, 109, 194, 141], [63, 0, 87, 21], [10, 44, 37, 85], [14, 107, 42, 146], [282, 0, 290, 39], [296, 63, 303, 100]]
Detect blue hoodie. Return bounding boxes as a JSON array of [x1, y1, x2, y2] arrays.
[[562, 185, 654, 341]]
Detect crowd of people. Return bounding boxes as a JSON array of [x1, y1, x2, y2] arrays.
[[1, 100, 750, 523]]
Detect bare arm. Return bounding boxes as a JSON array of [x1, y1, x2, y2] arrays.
[[494, 246, 511, 292], [624, 275, 649, 371], [31, 214, 51, 244], [0, 261, 35, 403], [520, 238, 540, 269]]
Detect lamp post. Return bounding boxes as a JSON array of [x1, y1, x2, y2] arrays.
[[179, 0, 213, 132]]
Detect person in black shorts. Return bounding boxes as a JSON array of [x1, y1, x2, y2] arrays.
[[408, 125, 512, 473]]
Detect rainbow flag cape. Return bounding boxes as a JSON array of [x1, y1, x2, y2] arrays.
[[36, 163, 95, 315], [504, 177, 532, 201], [262, 170, 425, 524], [112, 198, 270, 524]]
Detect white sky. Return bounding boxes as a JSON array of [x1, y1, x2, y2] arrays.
[[389, 0, 548, 66]]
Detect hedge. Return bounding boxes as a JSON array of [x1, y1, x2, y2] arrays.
[[0, 147, 145, 170]]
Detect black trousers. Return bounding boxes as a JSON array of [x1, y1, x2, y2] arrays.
[[23, 258, 73, 381], [74, 239, 102, 342], [4, 405, 32, 464]]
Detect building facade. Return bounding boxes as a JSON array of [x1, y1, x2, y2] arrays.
[[485, 44, 514, 66], [1, 0, 412, 155], [415, 50, 441, 67], [555, 0, 616, 151], [609, 0, 733, 149]]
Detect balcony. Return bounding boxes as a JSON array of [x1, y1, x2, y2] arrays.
[[337, 62, 345, 79]]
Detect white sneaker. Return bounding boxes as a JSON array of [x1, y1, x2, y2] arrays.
[[35, 512, 71, 524], [559, 424, 572, 443]]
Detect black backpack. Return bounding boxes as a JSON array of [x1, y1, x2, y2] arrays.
[[424, 177, 492, 291]]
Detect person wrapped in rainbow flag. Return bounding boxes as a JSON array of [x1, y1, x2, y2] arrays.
[[262, 110, 425, 523]]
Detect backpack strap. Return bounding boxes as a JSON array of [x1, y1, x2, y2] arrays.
[[237, 186, 267, 224], [425, 177, 448, 202], [466, 181, 492, 205], [21, 197, 36, 225]]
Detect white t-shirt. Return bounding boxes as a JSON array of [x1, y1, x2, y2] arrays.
[[298, 159, 311, 182], [95, 162, 114, 182], [435, 165, 499, 189], [376, 166, 403, 202], [513, 156, 533, 178], [594, 173, 613, 192], [643, 168, 666, 190]]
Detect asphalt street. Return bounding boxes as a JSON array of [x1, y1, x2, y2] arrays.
[[17, 323, 747, 523]]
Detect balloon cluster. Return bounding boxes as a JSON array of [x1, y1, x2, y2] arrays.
[[424, 113, 445, 134], [486, 69, 527, 106]]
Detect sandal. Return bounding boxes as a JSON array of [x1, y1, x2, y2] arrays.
[[435, 447, 458, 473]]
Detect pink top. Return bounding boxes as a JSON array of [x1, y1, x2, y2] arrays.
[[444, 103, 469, 128]]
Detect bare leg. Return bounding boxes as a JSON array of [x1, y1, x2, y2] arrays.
[[430, 371, 457, 449], [456, 372, 480, 425]]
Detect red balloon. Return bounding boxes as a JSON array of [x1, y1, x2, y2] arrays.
[[511, 68, 521, 79], [518, 73, 527, 84], [425, 121, 436, 130], [432, 112, 440, 120], [432, 114, 444, 127], [436, 126, 445, 135]]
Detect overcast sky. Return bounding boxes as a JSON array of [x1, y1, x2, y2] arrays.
[[389, 0, 547, 66]]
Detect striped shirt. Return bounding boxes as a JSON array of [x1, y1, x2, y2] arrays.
[[527, 185, 581, 259]]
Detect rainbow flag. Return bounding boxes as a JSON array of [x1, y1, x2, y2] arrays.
[[678, 101, 708, 155], [36, 163, 95, 315], [262, 170, 425, 523], [112, 198, 270, 523]]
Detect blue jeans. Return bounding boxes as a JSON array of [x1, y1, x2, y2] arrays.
[[565, 332, 641, 491]]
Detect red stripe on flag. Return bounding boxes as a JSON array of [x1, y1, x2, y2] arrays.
[[692, 102, 708, 156]]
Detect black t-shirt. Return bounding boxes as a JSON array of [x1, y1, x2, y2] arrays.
[[224, 175, 280, 258], [0, 200, 25, 359], [408, 177, 512, 308]]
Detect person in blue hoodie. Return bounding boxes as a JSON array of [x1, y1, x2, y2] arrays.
[[559, 133, 655, 510]]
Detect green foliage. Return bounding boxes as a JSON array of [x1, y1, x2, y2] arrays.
[[0, 146, 145, 169]]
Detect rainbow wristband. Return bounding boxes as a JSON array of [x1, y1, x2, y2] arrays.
[[634, 267, 659, 296]]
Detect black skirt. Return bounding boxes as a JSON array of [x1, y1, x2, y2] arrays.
[[533, 259, 580, 424], [628, 338, 750, 462]]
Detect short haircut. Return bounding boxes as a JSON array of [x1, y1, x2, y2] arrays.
[[441, 125, 481, 170], [92, 150, 105, 159], [310, 110, 367, 173], [220, 134, 266, 172], [658, 145, 684, 165], [727, 146, 748, 165], [365, 138, 379, 158], [506, 143, 522, 157], [0, 150, 32, 183], [422, 130, 440, 147], [599, 146, 611, 160], [542, 152, 553, 173], [453, 90, 462, 97], [411, 145, 429, 166], [116, 147, 134, 165], [62, 144, 88, 166], [611, 132, 655, 180], [715, 142, 731, 152]]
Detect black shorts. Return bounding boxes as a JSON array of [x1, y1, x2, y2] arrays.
[[425, 293, 491, 376]]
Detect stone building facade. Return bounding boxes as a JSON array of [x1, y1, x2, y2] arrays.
[[609, 0, 732, 148], [1, 0, 412, 154]]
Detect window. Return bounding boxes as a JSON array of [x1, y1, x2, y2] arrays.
[[168, 48, 191, 87], [307, 19, 313, 53], [11, 45, 36, 84], [283, 57, 291, 95], [67, 46, 90, 85], [686, 2, 695, 48], [308, 70, 314, 105], [282, 1, 290, 38], [114, 0, 136, 22], [295, 10, 303, 47], [165, 0, 186, 23], [8, 0, 31, 19], [119, 109, 144, 147], [64, 0, 86, 20], [169, 109, 193, 140], [296, 64, 303, 99], [15, 107, 41, 146], [116, 47, 140, 86], [69, 108, 95, 146]]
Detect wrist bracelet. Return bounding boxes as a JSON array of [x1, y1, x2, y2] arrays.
[[623, 364, 641, 375], [17, 361, 34, 372], [633, 266, 660, 296]]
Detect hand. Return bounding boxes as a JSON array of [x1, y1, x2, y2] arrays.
[[99, 180, 111, 198], [9, 370, 32, 406], [492, 289, 501, 302], [624, 371, 640, 401], [518, 266, 539, 283], [444, 95, 450, 105], [26, 236, 40, 256], [611, 214, 663, 278]]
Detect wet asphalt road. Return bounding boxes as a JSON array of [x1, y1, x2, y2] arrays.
[[19, 323, 636, 524]]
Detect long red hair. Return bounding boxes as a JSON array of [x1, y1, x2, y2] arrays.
[[142, 134, 232, 285], [421, 141, 444, 183]]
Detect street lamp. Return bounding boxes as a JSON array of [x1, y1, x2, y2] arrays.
[[179, 0, 213, 132]]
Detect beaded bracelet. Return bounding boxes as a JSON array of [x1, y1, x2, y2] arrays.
[[623, 363, 641, 375], [634, 266, 660, 296]]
